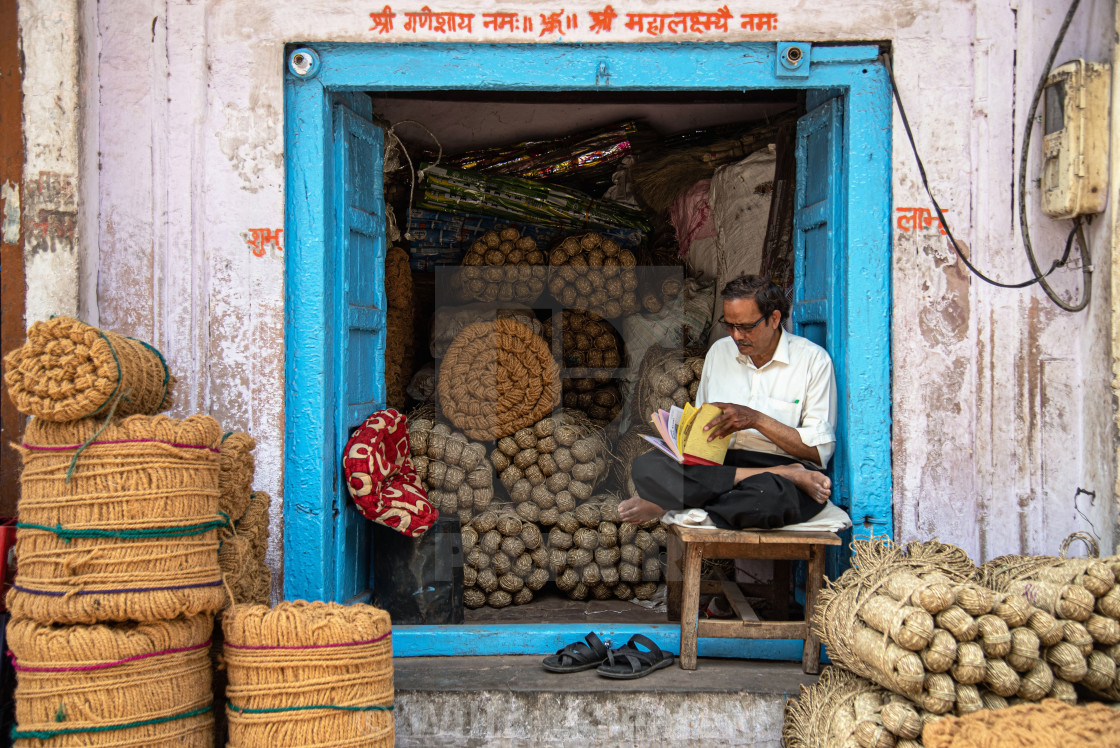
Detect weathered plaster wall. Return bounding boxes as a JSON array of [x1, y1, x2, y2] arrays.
[[20, 0, 1117, 590], [18, 0, 81, 324]]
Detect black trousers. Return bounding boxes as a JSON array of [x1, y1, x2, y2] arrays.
[[631, 449, 825, 530]]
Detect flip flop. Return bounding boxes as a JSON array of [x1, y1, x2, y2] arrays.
[[541, 632, 610, 673], [596, 634, 675, 679]]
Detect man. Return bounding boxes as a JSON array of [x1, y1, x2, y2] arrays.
[[620, 275, 836, 530]]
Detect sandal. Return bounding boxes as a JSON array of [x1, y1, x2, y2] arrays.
[[596, 634, 675, 679], [541, 632, 609, 673]]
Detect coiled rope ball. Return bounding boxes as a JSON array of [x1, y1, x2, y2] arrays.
[[223, 601, 394, 747], [438, 318, 559, 441], [3, 315, 175, 422], [8, 614, 215, 746], [460, 227, 547, 304]]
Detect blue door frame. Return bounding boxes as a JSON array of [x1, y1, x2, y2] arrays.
[[284, 42, 892, 659]]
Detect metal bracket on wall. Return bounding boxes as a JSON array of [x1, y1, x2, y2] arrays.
[[776, 42, 811, 78]]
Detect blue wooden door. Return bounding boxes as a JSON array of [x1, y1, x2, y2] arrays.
[[332, 94, 387, 601], [793, 97, 850, 570]]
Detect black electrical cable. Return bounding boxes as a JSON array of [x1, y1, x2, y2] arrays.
[[882, 0, 1092, 311], [1017, 0, 1091, 312]]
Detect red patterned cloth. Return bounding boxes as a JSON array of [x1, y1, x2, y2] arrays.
[[343, 409, 437, 537]]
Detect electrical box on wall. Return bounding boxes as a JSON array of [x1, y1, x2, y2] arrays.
[[1041, 59, 1111, 220]]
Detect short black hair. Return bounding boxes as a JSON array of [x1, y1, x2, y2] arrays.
[[721, 274, 790, 320]]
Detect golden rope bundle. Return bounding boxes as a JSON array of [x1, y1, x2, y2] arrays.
[[9, 415, 226, 624], [543, 310, 623, 382], [3, 316, 176, 422], [547, 232, 641, 318], [409, 407, 493, 525], [223, 601, 393, 747], [8, 615, 214, 747], [385, 246, 415, 409], [922, 699, 1120, 748], [462, 509, 549, 609], [235, 491, 273, 606], [461, 227, 547, 304], [219, 432, 256, 522], [438, 318, 559, 440]]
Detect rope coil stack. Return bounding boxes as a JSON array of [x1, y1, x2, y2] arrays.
[[489, 410, 610, 527], [9, 414, 227, 624], [219, 432, 255, 522], [385, 246, 415, 409], [547, 232, 641, 318], [219, 492, 272, 609], [408, 406, 493, 525], [633, 345, 705, 419], [7, 615, 215, 747], [3, 316, 175, 422], [223, 601, 394, 747], [460, 227, 548, 304], [980, 554, 1120, 701], [545, 494, 664, 603], [543, 310, 624, 426], [461, 509, 550, 609], [437, 318, 560, 441]]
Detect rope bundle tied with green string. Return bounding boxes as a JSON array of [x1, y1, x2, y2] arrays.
[[3, 316, 176, 422], [223, 601, 394, 747], [7, 614, 215, 747], [8, 414, 227, 624]]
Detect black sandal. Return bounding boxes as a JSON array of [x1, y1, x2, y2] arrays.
[[596, 634, 675, 679], [541, 632, 610, 673]]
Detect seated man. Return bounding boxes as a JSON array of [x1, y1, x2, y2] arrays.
[[620, 275, 836, 530]]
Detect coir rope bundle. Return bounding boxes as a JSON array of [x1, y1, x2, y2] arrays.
[[614, 424, 657, 496], [4, 316, 175, 422], [409, 406, 493, 525], [922, 699, 1120, 748], [546, 494, 663, 603], [490, 409, 611, 527], [9, 415, 227, 624], [438, 318, 559, 441], [219, 432, 255, 522], [783, 666, 925, 748], [385, 246, 415, 410], [633, 344, 706, 421], [223, 601, 393, 747], [547, 232, 641, 319], [219, 492, 271, 609], [8, 614, 214, 747], [461, 509, 550, 608], [460, 227, 548, 304]]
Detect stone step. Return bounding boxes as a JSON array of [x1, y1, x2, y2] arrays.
[[394, 655, 816, 747]]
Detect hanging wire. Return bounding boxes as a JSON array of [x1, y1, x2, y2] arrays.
[[384, 120, 444, 241], [881, 0, 1092, 311]]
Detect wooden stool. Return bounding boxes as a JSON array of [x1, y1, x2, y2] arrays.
[[665, 525, 842, 673]]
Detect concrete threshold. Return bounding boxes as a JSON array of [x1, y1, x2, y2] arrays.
[[395, 655, 816, 747]]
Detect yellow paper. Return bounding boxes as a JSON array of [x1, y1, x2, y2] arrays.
[[678, 403, 731, 464], [675, 403, 696, 455]]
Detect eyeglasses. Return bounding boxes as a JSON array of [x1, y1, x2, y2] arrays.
[[718, 315, 769, 335]]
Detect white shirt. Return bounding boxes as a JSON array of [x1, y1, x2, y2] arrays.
[[694, 329, 837, 468]]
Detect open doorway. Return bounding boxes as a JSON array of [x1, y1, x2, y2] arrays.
[[283, 43, 892, 658]]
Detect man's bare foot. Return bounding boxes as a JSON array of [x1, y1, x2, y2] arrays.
[[782, 464, 832, 504], [619, 496, 667, 524]]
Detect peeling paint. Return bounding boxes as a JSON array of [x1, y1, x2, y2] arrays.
[[1, 180, 19, 244], [218, 100, 284, 194]]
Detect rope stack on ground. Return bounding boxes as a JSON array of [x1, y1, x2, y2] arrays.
[[7, 614, 214, 747], [546, 493, 663, 602], [547, 232, 641, 318], [219, 432, 256, 522], [489, 409, 611, 527], [922, 699, 1120, 748], [3, 316, 175, 422], [438, 318, 559, 440], [385, 246, 415, 410], [784, 666, 925, 748], [9, 414, 227, 624], [223, 601, 394, 746], [613, 424, 657, 496], [408, 404, 493, 525], [543, 310, 624, 427], [462, 509, 550, 608], [980, 554, 1120, 701]]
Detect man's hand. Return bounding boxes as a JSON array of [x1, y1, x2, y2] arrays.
[[704, 402, 763, 441]]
